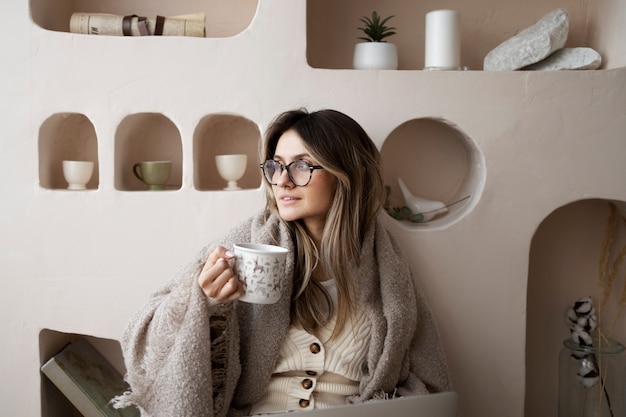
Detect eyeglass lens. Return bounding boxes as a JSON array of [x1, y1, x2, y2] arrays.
[[263, 160, 313, 186]]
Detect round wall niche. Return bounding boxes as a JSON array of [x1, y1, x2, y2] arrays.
[[380, 117, 485, 230], [193, 113, 262, 191], [114, 113, 182, 191], [38, 112, 99, 190]]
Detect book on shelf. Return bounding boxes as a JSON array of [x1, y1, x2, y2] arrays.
[[41, 338, 139, 417]]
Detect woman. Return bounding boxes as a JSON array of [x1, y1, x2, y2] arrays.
[[114, 109, 450, 417]]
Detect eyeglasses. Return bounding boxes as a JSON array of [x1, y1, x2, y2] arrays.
[[260, 159, 324, 187]]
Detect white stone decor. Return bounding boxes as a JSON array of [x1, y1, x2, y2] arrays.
[[524, 47, 602, 70], [484, 8, 570, 71]]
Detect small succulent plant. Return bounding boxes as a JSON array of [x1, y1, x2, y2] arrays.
[[357, 11, 396, 43]]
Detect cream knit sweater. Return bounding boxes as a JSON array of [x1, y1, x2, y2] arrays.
[[250, 290, 372, 414], [114, 211, 451, 417]]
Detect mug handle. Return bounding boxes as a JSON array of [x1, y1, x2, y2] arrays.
[[132, 163, 144, 182]]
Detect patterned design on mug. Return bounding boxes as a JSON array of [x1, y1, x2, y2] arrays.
[[234, 253, 285, 302]]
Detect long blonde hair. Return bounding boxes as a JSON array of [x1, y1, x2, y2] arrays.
[[262, 109, 385, 337]]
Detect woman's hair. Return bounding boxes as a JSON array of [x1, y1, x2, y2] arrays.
[[262, 108, 385, 337]]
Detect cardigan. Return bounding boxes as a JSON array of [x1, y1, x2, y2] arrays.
[[250, 292, 371, 414], [114, 210, 451, 417]]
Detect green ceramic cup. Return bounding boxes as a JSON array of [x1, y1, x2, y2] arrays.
[[133, 161, 171, 191]]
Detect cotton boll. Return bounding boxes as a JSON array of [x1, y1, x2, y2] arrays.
[[572, 330, 593, 346], [577, 358, 599, 387], [574, 297, 593, 315], [566, 308, 579, 327], [570, 350, 588, 360], [577, 374, 599, 388], [571, 324, 584, 333], [587, 315, 597, 332]]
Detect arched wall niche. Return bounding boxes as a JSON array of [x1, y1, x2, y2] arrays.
[[38, 112, 99, 190], [39, 329, 124, 417], [526, 198, 626, 416], [29, 0, 259, 37], [114, 112, 182, 191], [193, 113, 262, 191], [380, 117, 485, 230]]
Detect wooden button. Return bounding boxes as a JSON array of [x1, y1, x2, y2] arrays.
[[299, 399, 310, 408], [302, 378, 313, 389], [310, 342, 321, 354]]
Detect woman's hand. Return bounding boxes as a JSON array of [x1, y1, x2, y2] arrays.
[[198, 246, 244, 303]]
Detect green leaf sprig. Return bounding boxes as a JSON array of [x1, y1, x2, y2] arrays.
[[383, 185, 471, 223], [383, 186, 425, 223]]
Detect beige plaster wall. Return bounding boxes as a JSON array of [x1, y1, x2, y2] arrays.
[[0, 1, 625, 416]]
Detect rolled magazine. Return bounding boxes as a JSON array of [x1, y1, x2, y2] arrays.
[[69, 12, 206, 37]]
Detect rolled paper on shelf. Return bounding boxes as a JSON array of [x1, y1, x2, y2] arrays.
[[69, 12, 206, 37], [122, 15, 149, 36], [424, 10, 461, 70]]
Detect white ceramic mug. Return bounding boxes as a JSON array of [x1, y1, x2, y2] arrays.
[[62, 160, 94, 190], [233, 243, 289, 304]]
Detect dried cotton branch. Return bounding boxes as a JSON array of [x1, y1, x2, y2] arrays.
[[597, 203, 618, 334], [602, 244, 626, 309], [597, 203, 617, 290], [608, 270, 626, 337]]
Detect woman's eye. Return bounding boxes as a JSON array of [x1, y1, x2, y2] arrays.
[[294, 161, 310, 171]]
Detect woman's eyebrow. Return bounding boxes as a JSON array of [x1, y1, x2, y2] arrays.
[[273, 153, 311, 160]]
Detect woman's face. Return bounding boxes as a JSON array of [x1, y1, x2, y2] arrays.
[[271, 129, 337, 239]]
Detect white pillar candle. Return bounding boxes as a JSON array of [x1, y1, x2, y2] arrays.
[[424, 10, 461, 70]]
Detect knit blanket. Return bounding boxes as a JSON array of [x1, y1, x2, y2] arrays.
[[114, 211, 450, 416]]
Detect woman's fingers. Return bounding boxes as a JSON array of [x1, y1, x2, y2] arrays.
[[198, 246, 243, 302], [215, 273, 244, 302], [199, 258, 230, 297], [222, 275, 245, 302], [205, 245, 235, 266]]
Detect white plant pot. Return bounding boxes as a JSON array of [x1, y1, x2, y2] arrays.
[[353, 42, 398, 70]]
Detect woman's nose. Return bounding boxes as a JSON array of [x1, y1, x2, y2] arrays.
[[276, 167, 293, 187]]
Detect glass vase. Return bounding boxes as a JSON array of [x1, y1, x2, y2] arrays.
[[559, 338, 625, 417]]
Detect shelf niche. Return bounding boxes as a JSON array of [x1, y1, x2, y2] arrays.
[[39, 113, 99, 191], [380, 117, 484, 229], [39, 329, 126, 417], [307, 0, 626, 70], [193, 113, 262, 191], [525, 198, 626, 416], [115, 113, 182, 191], [29, 0, 259, 38]]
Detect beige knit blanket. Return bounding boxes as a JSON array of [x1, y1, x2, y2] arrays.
[[114, 211, 450, 416]]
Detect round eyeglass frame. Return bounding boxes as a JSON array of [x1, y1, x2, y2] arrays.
[[259, 160, 324, 187]]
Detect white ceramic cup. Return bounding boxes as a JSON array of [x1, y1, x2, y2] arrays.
[[233, 243, 289, 304], [215, 154, 247, 190], [62, 160, 94, 190]]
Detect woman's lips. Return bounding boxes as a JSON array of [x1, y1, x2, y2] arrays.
[[278, 194, 300, 205]]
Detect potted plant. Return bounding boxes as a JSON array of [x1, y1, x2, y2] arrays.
[[353, 11, 398, 70]]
